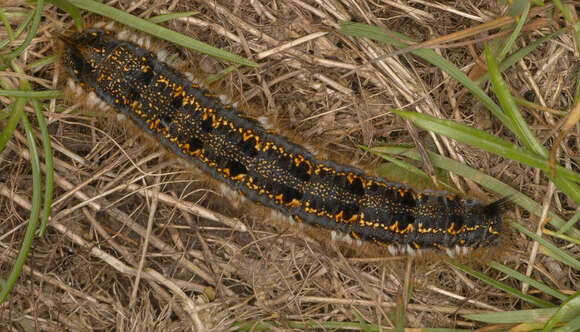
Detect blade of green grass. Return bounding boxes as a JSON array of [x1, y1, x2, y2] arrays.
[[0, 94, 26, 154], [148, 11, 199, 24], [46, 0, 82, 31], [448, 260, 553, 308], [509, 220, 580, 270], [555, 314, 580, 332], [0, 89, 63, 98], [487, 261, 568, 301], [463, 307, 576, 324], [497, 0, 530, 60], [486, 44, 547, 157], [1, 0, 43, 61], [556, 208, 580, 235], [27, 54, 58, 70], [552, 0, 580, 55], [0, 10, 34, 65], [0, 113, 42, 304], [205, 65, 240, 85], [475, 27, 568, 85], [543, 290, 580, 332], [0, 8, 15, 42], [65, 0, 258, 67], [512, 96, 567, 117], [14, 62, 53, 236]]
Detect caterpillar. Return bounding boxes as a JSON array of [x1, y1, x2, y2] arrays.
[[60, 27, 504, 256]]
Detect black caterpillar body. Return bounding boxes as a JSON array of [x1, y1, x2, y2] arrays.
[[61, 28, 503, 254]]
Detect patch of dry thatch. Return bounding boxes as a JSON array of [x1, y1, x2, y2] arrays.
[[1, 0, 578, 330]]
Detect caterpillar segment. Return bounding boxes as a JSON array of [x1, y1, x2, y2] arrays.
[[61, 28, 504, 255]]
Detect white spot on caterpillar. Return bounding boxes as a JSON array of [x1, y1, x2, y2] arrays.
[[104, 22, 115, 30], [219, 183, 247, 208], [117, 29, 130, 41], [156, 49, 168, 62], [270, 210, 294, 225], [343, 233, 353, 245], [219, 94, 231, 104], [184, 72, 195, 82], [445, 247, 455, 258], [67, 79, 83, 97], [257, 116, 274, 130], [85, 91, 99, 108], [407, 245, 416, 257], [136, 35, 151, 49], [387, 245, 397, 256], [184, 72, 208, 88], [93, 21, 106, 28], [331, 230, 338, 242], [98, 99, 110, 111], [302, 143, 320, 156], [116, 113, 126, 121], [356, 239, 362, 246]]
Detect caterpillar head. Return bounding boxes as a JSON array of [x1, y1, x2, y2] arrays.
[[59, 29, 115, 89]]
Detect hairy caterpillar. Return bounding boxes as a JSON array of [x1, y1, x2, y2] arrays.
[[60, 28, 504, 256]]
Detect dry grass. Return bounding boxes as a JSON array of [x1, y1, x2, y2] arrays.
[[1, 0, 578, 331]]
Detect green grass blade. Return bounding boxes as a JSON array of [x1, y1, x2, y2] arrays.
[[0, 89, 63, 98], [543, 291, 580, 332], [1, 0, 44, 60], [0, 113, 43, 304], [448, 260, 553, 308], [17, 71, 53, 237], [464, 307, 563, 324], [555, 314, 580, 332], [557, 209, 580, 235], [0, 8, 15, 42], [148, 11, 199, 24], [552, 0, 580, 55], [497, 0, 529, 60], [27, 54, 58, 70], [66, 0, 258, 67], [0, 94, 26, 154], [0, 10, 34, 51], [33, 97, 53, 236], [46, 0, 83, 31], [487, 261, 568, 301], [508, 220, 580, 270], [486, 45, 547, 157], [475, 27, 568, 85]]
